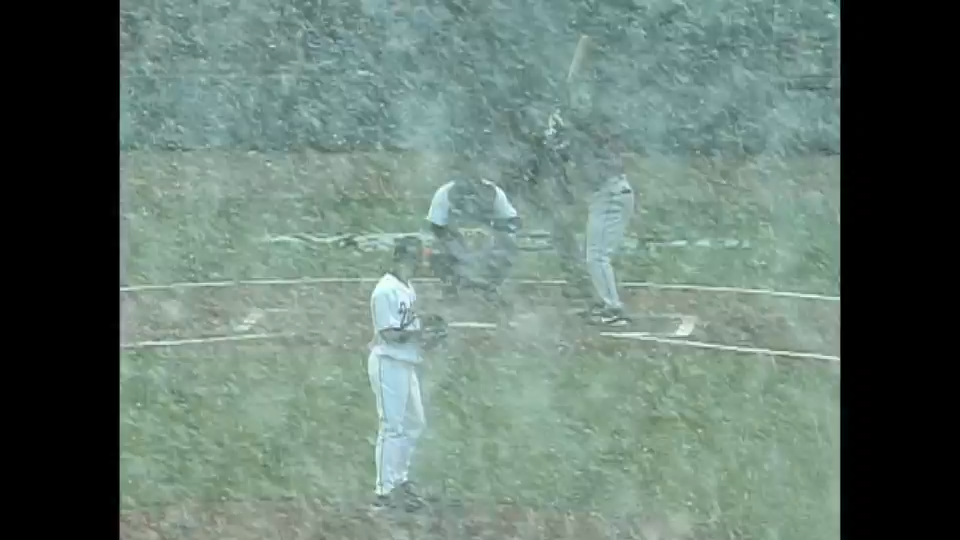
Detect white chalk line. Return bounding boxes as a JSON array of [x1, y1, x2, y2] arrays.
[[248, 307, 697, 336], [121, 330, 837, 363], [120, 277, 839, 302], [121, 316, 839, 365], [448, 322, 498, 329], [122, 332, 294, 350], [447, 315, 698, 336], [599, 333, 839, 363]]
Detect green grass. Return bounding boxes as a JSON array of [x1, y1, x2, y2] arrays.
[[127, 192, 839, 296], [121, 157, 840, 539], [122, 335, 839, 539], [125, 151, 840, 295]]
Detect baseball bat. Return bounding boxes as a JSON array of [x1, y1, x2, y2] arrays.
[[566, 34, 592, 85]]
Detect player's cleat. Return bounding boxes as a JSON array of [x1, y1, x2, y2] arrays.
[[559, 275, 593, 300], [599, 309, 632, 327], [370, 487, 425, 513], [576, 303, 606, 318], [397, 481, 427, 511], [581, 305, 632, 327], [370, 494, 395, 512], [558, 272, 592, 298], [398, 480, 419, 496], [561, 287, 592, 303]]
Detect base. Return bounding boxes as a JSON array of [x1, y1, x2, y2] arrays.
[[597, 314, 698, 338]]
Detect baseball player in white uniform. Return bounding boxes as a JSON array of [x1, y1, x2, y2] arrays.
[[426, 177, 521, 305], [367, 236, 446, 512]]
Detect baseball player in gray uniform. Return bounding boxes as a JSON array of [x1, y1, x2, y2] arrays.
[[574, 118, 635, 326], [367, 236, 446, 512], [518, 108, 635, 326], [514, 109, 595, 302]]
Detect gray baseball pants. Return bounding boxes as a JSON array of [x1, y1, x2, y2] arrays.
[[585, 174, 635, 310]]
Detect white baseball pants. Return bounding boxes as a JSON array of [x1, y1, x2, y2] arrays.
[[585, 174, 635, 310], [367, 353, 426, 496]]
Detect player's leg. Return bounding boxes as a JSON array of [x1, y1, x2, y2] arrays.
[[489, 231, 518, 283], [456, 233, 516, 323], [451, 237, 508, 301], [367, 354, 413, 501], [396, 368, 427, 501], [585, 175, 635, 322], [551, 210, 593, 303], [486, 232, 517, 294], [541, 175, 593, 304], [428, 239, 464, 297]]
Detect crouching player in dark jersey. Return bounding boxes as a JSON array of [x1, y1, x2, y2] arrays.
[[425, 176, 521, 309]]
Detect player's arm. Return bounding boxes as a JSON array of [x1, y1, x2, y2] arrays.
[[427, 186, 456, 237], [543, 110, 572, 163], [523, 155, 540, 181], [520, 136, 552, 185], [426, 184, 452, 230], [430, 222, 459, 241], [372, 290, 421, 344], [427, 183, 467, 256], [491, 187, 521, 233], [380, 326, 421, 344]]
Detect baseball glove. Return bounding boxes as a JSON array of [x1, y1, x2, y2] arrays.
[[543, 109, 571, 158], [420, 313, 449, 349]]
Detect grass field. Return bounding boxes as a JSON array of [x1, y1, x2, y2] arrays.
[[121, 153, 839, 539], [125, 151, 840, 294], [121, 273, 839, 540]]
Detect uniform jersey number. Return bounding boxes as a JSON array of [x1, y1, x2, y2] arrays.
[[398, 301, 416, 328]]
